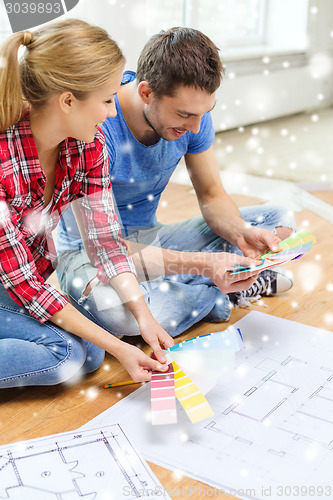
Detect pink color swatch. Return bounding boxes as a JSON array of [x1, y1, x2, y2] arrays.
[[151, 363, 177, 425]]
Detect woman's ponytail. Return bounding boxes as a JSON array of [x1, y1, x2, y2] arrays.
[[0, 31, 33, 132], [0, 20, 124, 133]]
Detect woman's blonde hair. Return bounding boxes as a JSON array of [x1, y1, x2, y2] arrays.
[[0, 19, 125, 132]]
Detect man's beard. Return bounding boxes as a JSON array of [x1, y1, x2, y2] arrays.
[[143, 109, 162, 138]]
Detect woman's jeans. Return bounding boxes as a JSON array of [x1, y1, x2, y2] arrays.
[[0, 284, 105, 388]]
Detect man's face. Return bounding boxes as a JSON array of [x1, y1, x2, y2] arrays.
[[143, 85, 216, 141]]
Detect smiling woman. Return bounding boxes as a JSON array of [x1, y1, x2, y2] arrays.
[[61, 78, 121, 144], [0, 18, 125, 131], [0, 18, 174, 389]]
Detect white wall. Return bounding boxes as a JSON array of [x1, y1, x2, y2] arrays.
[[212, 0, 333, 130], [70, 0, 148, 69], [2, 0, 332, 131], [71, 0, 333, 131]]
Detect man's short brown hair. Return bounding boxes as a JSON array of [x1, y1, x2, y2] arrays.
[[136, 27, 224, 97]]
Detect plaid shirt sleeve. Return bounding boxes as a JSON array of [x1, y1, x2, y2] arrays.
[[74, 133, 136, 283], [0, 180, 69, 323]]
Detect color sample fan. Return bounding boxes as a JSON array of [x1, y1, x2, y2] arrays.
[[229, 229, 316, 275], [151, 327, 244, 425]]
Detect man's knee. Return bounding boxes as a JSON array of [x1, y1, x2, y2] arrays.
[[242, 204, 296, 233], [270, 204, 295, 227]]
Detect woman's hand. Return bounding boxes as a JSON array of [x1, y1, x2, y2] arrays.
[[115, 341, 169, 382], [138, 316, 174, 364]]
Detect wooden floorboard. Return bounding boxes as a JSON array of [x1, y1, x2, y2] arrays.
[[1, 183, 332, 500]]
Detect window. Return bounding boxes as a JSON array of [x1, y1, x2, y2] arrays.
[[146, 0, 183, 35], [195, 0, 265, 47], [146, 0, 265, 46], [145, 0, 309, 59]]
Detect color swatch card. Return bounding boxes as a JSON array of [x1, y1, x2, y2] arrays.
[[151, 327, 244, 425], [172, 360, 214, 424], [168, 328, 244, 353], [229, 229, 316, 275], [151, 362, 177, 426], [170, 349, 237, 396], [168, 327, 244, 395]]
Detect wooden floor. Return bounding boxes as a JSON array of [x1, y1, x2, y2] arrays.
[[1, 183, 332, 500]]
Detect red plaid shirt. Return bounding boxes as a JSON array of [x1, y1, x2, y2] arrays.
[[0, 116, 136, 323]]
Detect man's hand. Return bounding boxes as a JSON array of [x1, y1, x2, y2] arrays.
[[236, 226, 284, 259], [115, 342, 170, 382], [204, 252, 262, 293], [139, 317, 174, 364]]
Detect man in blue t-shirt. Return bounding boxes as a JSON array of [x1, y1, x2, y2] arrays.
[[56, 27, 295, 338]]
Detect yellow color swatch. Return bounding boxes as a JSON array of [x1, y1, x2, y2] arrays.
[[175, 383, 198, 399], [172, 361, 214, 423]]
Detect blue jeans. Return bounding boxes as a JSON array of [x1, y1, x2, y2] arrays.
[[56, 205, 296, 338], [0, 284, 105, 388]]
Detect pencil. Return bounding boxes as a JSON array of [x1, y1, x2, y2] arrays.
[[103, 380, 141, 389]]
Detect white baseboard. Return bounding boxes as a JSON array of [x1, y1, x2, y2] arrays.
[[212, 66, 333, 132]]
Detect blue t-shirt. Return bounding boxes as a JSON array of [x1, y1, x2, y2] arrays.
[[56, 71, 215, 252]]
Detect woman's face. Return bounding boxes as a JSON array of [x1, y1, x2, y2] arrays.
[[67, 69, 123, 143]]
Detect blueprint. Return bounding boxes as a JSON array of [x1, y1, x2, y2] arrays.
[[81, 312, 333, 500], [0, 425, 169, 499]]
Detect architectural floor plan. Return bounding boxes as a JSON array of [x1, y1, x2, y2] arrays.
[[0, 425, 168, 499], [82, 312, 333, 499]]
